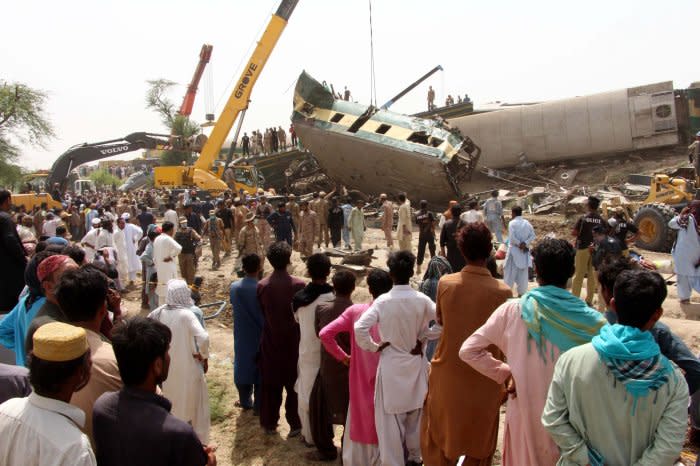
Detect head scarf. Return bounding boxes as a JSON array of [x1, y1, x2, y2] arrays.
[[592, 323, 675, 415], [165, 279, 194, 309], [37, 255, 71, 283], [419, 256, 452, 302], [520, 285, 606, 362]]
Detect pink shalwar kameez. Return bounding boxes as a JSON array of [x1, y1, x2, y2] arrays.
[[319, 302, 380, 465], [459, 300, 560, 466]]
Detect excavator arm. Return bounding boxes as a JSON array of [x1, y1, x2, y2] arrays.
[[46, 132, 172, 193], [165, 0, 298, 193]]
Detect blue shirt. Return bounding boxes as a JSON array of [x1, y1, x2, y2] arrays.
[[230, 277, 263, 385], [0, 295, 46, 366]]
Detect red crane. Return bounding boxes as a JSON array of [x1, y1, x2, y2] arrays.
[[178, 44, 213, 117]]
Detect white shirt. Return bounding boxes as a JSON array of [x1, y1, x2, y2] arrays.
[[42, 218, 62, 237], [460, 210, 484, 224], [0, 392, 96, 466], [355, 285, 439, 413], [153, 234, 183, 296], [164, 209, 179, 230]]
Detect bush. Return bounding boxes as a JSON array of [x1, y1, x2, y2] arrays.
[[88, 169, 121, 188]]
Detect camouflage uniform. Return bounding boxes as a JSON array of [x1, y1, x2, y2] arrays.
[[298, 210, 317, 259]]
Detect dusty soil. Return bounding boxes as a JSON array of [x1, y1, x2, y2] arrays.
[[120, 220, 700, 466]]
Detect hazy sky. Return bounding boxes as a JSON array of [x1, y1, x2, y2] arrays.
[[3, 0, 697, 169]]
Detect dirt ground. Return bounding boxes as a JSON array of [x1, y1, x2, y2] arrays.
[[120, 222, 700, 466]]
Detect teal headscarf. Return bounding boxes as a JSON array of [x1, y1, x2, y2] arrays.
[[520, 285, 606, 361]]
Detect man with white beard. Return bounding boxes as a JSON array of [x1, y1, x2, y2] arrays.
[[118, 213, 143, 284]]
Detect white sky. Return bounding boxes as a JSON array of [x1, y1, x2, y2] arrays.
[[3, 0, 697, 170]]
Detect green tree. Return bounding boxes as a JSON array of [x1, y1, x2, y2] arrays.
[[88, 169, 121, 189], [145, 79, 200, 165], [0, 81, 55, 188]]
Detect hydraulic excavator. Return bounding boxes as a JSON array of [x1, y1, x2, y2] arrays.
[[12, 132, 173, 210], [153, 0, 299, 195]]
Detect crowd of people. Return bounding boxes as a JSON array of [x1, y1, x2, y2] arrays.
[[426, 85, 472, 111], [0, 183, 700, 466], [240, 125, 299, 156]]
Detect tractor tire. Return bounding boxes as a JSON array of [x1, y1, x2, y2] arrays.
[[633, 203, 677, 252]]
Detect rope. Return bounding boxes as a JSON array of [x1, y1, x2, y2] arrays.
[[368, 0, 377, 107]]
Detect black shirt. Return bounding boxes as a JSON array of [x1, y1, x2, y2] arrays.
[[612, 219, 638, 250], [592, 236, 623, 268], [415, 210, 435, 237], [328, 206, 344, 230], [216, 208, 234, 229], [440, 219, 466, 272], [186, 212, 202, 234], [93, 388, 207, 466], [574, 212, 604, 249], [137, 211, 155, 235]]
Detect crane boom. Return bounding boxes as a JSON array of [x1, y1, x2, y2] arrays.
[[179, 44, 213, 117], [187, 0, 299, 190]]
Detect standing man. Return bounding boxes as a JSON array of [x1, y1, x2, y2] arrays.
[[427, 85, 435, 111], [319, 269, 393, 465], [92, 317, 214, 466], [136, 205, 154, 236], [277, 126, 287, 151], [290, 124, 297, 147], [233, 198, 249, 248], [503, 206, 536, 297], [183, 203, 202, 236], [238, 212, 265, 260], [327, 198, 344, 249], [257, 242, 305, 437], [174, 217, 201, 285], [307, 270, 356, 462], [668, 201, 700, 304], [286, 194, 301, 237], [298, 200, 317, 260], [439, 204, 465, 272], [313, 192, 331, 248], [380, 193, 394, 249], [543, 270, 687, 465], [57, 267, 122, 445], [608, 206, 638, 256], [0, 190, 27, 313], [293, 254, 335, 446], [230, 254, 264, 414], [355, 251, 440, 466], [341, 197, 353, 250], [571, 196, 604, 305], [202, 211, 224, 271], [348, 200, 366, 251], [482, 190, 504, 243], [459, 200, 483, 225], [153, 221, 182, 304], [460, 238, 606, 466], [421, 223, 512, 466], [241, 132, 250, 156], [396, 193, 412, 252], [267, 202, 295, 246], [256, 196, 274, 251], [0, 322, 96, 466], [118, 214, 143, 284], [415, 200, 436, 273], [163, 203, 179, 231], [216, 201, 234, 257]]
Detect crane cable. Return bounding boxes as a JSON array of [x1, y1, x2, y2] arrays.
[[368, 0, 377, 107]]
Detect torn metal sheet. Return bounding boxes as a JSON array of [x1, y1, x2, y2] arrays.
[[291, 71, 481, 206]]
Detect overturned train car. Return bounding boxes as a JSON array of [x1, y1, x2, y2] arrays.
[[291, 71, 481, 206]]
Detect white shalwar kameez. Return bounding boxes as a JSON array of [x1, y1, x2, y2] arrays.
[[294, 292, 334, 444], [113, 228, 129, 284], [122, 222, 143, 281], [153, 234, 182, 304], [148, 279, 210, 443], [354, 285, 440, 466], [81, 227, 100, 262], [503, 216, 535, 295], [669, 214, 700, 300]]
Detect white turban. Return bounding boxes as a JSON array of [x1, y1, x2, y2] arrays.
[[165, 279, 193, 308], [121, 213, 131, 220]]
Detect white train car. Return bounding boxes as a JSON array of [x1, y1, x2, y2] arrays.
[[448, 81, 679, 169]]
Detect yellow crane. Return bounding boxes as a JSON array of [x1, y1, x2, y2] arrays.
[[154, 0, 299, 194]]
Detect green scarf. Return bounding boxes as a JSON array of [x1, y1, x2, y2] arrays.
[[520, 285, 606, 361]]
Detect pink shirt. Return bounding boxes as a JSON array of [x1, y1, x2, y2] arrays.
[[319, 302, 379, 444], [459, 300, 560, 466]]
